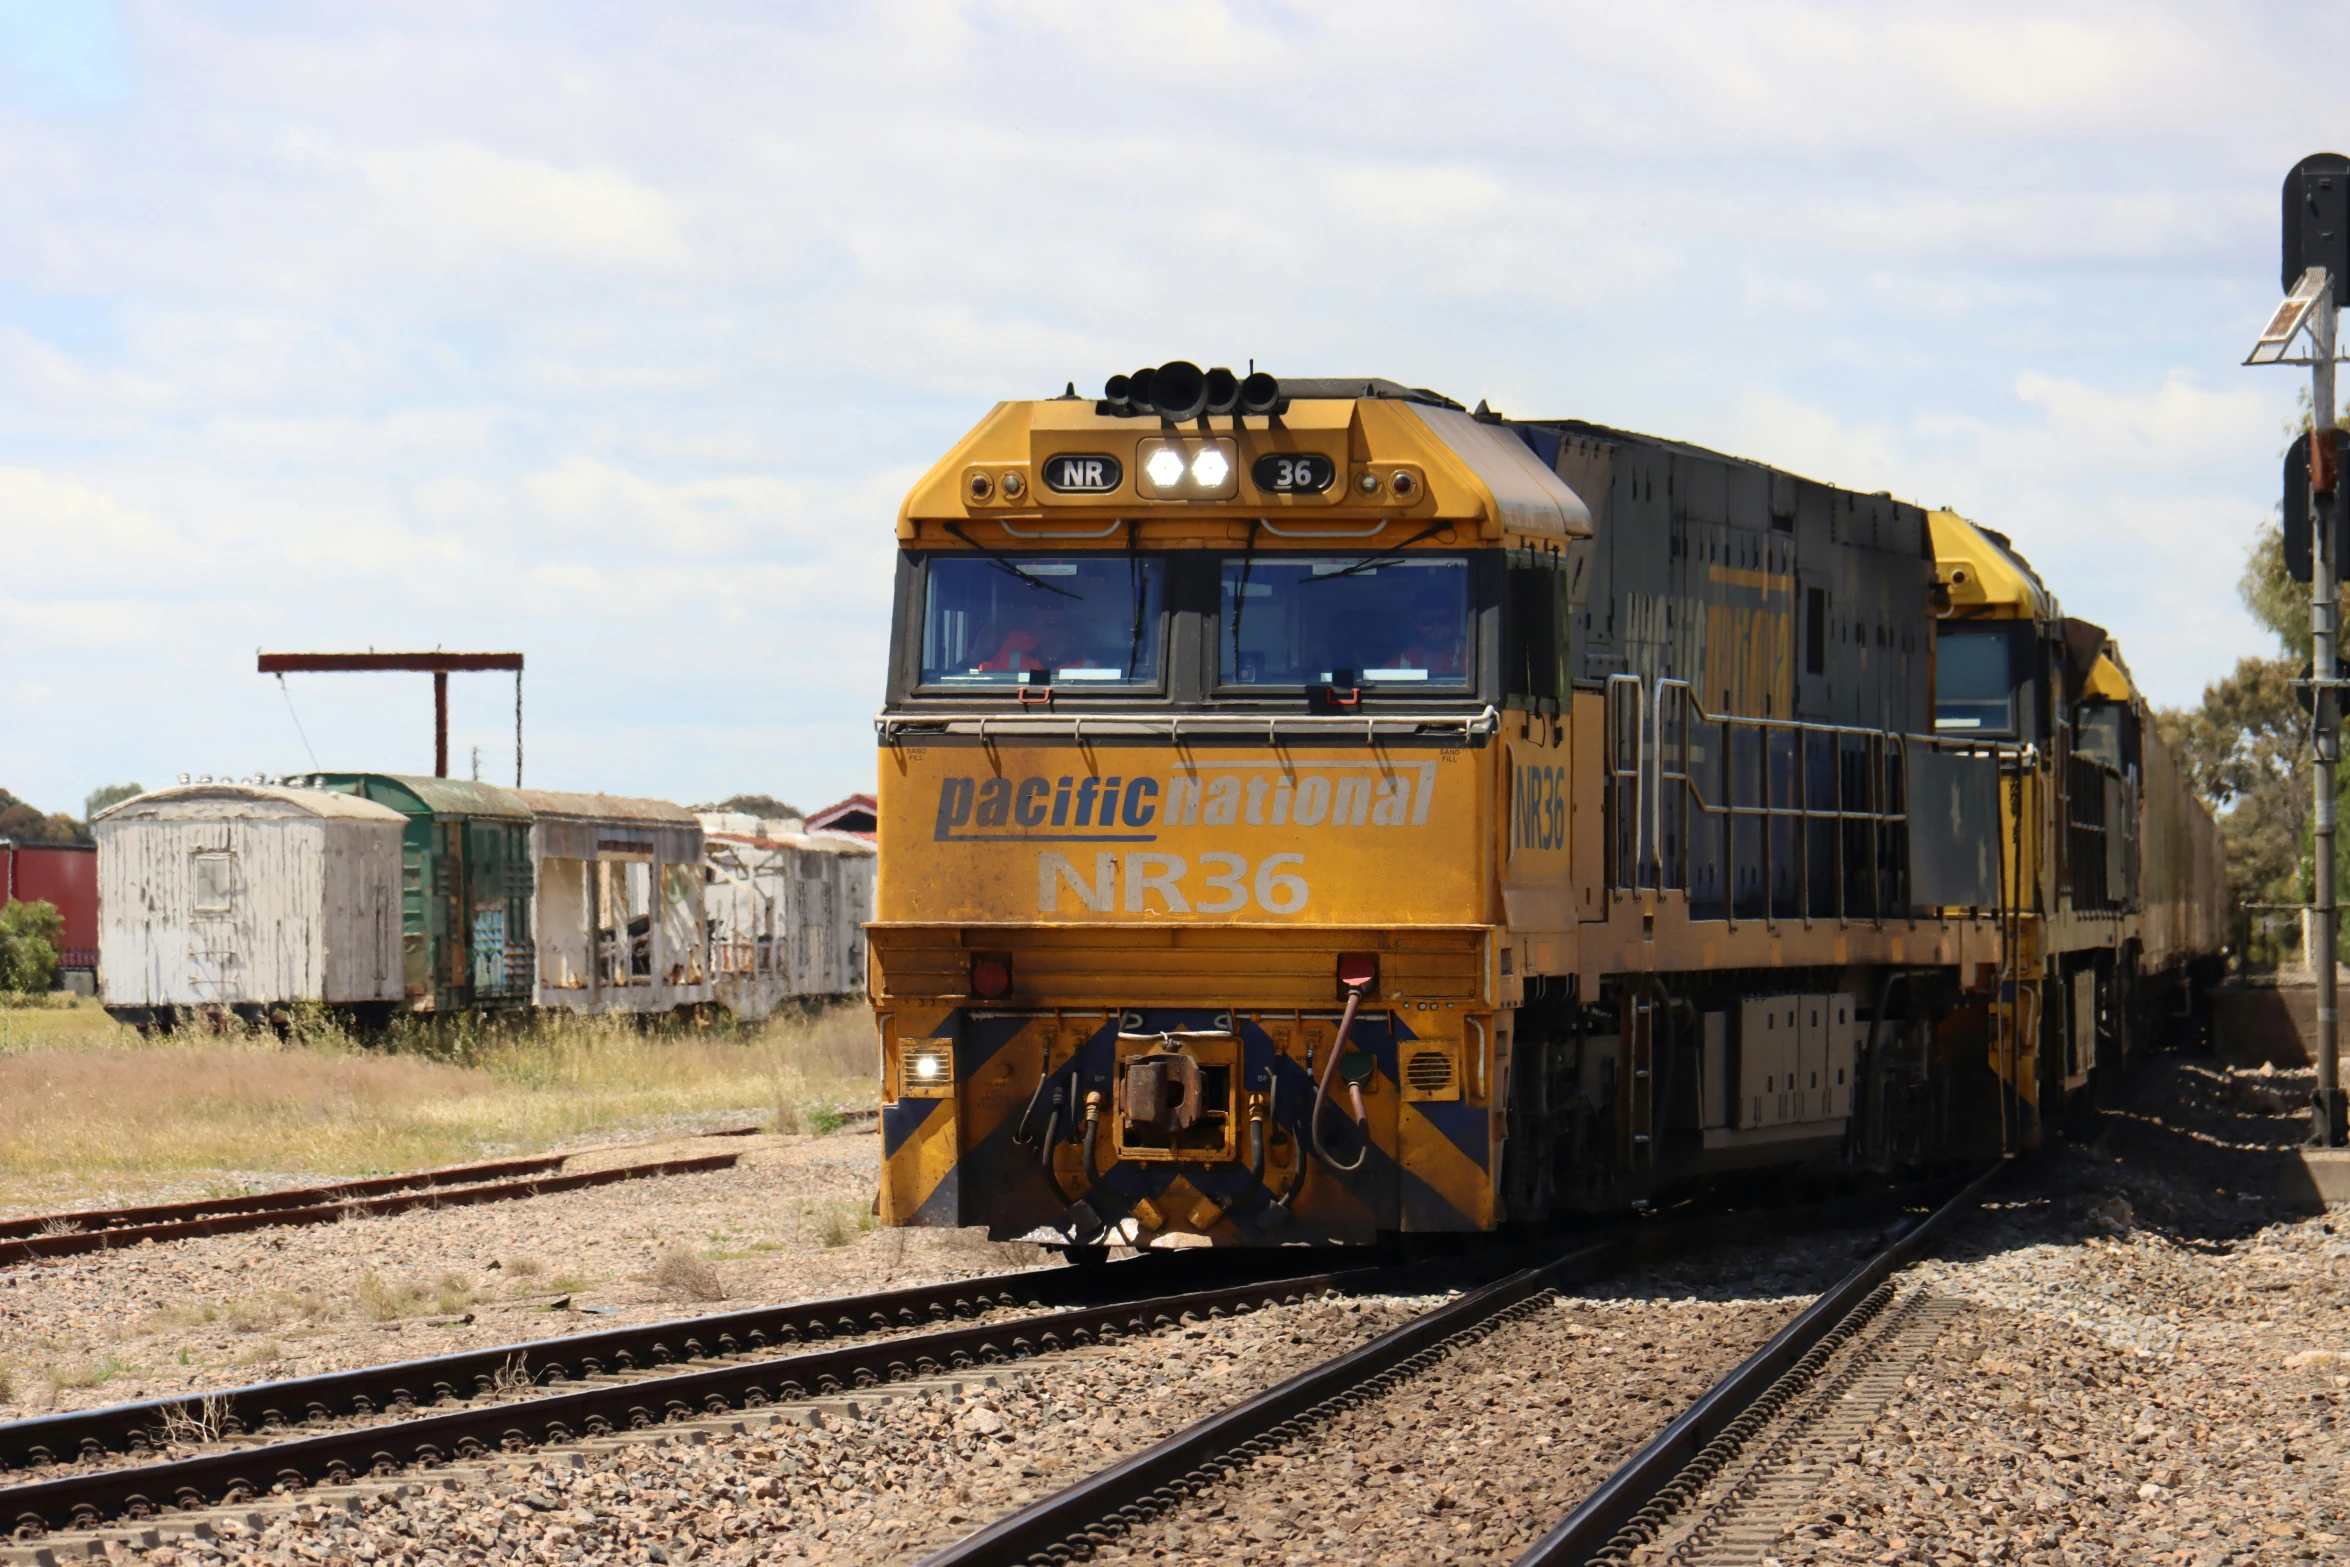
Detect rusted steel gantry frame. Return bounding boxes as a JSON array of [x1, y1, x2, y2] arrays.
[[256, 651, 525, 782]]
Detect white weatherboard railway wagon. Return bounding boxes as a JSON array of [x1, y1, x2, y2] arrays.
[[698, 814, 876, 1020], [93, 784, 407, 1027]]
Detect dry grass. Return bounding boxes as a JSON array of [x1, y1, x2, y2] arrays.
[[45, 1353, 134, 1391], [648, 1247, 728, 1302], [0, 998, 874, 1181], [811, 1198, 876, 1249], [158, 1392, 228, 1447], [356, 1271, 487, 1322]]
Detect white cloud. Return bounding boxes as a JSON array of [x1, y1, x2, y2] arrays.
[[0, 0, 2339, 809]]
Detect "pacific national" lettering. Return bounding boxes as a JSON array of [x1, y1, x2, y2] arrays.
[[933, 762, 1437, 840]]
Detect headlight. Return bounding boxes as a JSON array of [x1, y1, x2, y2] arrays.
[[1136, 438, 1239, 500], [898, 1039, 953, 1097]]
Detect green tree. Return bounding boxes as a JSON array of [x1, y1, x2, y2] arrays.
[[2154, 656, 2305, 959], [84, 782, 143, 820], [0, 900, 62, 993], [0, 789, 88, 846], [702, 794, 802, 820]]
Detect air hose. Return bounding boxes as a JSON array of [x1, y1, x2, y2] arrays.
[[1042, 1086, 1105, 1211], [1310, 984, 1372, 1174]]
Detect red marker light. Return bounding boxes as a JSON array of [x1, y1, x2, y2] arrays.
[[971, 955, 1012, 999]]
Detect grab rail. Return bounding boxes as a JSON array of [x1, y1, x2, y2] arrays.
[[1603, 673, 2026, 925]]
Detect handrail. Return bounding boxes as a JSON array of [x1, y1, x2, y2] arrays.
[[876, 705, 1503, 744], [1608, 672, 2029, 921]]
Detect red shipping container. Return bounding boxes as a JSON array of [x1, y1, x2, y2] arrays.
[[4, 844, 98, 971]]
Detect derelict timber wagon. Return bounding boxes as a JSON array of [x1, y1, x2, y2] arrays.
[[93, 780, 875, 1027], [868, 365, 2225, 1250]]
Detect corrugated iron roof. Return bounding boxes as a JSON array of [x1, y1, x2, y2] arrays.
[[305, 773, 535, 820], [512, 790, 699, 826], [706, 829, 875, 858], [98, 784, 408, 824]]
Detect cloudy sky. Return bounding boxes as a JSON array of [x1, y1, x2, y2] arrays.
[[0, 1, 2337, 815]]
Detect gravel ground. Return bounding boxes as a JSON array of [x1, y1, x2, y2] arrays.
[[0, 1129, 1053, 1418], [1752, 1057, 2350, 1565], [110, 1291, 1436, 1567]]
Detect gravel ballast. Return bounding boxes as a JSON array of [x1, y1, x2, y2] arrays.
[[15, 1054, 2343, 1565], [1705, 1058, 2350, 1564], [0, 1129, 1051, 1419]]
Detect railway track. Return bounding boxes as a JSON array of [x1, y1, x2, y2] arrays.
[[912, 1166, 2005, 1567], [0, 1153, 744, 1267], [0, 1246, 1395, 1539]]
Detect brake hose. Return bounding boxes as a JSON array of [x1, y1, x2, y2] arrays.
[[1310, 985, 1372, 1173]]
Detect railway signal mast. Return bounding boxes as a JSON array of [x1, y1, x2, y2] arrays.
[[2248, 153, 2350, 1146]]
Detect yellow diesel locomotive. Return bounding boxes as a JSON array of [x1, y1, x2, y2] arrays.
[[868, 366, 2224, 1250]]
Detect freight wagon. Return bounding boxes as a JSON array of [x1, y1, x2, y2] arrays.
[[518, 790, 711, 1014], [2, 841, 98, 993], [300, 774, 536, 1014], [699, 812, 877, 1019], [93, 784, 405, 1028]]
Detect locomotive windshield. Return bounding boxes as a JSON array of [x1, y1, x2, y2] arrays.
[[1220, 553, 1472, 688], [1935, 626, 2017, 733], [920, 554, 1165, 686]]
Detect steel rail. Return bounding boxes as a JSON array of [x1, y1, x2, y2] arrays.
[[1511, 1159, 2009, 1566], [0, 1155, 743, 1268], [910, 1235, 1641, 1567], [0, 1248, 1341, 1474], [0, 1157, 568, 1245], [0, 1259, 1396, 1537]]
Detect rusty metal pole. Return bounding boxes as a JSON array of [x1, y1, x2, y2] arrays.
[[434, 671, 449, 779], [2316, 289, 2348, 1146]]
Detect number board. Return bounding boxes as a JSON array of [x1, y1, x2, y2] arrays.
[[1042, 453, 1123, 493], [1251, 452, 1337, 495]]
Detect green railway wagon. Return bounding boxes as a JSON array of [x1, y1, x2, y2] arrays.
[[302, 773, 535, 1013]]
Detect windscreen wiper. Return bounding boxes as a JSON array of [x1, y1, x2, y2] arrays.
[[943, 521, 1080, 599], [1126, 519, 1147, 676], [1304, 521, 1455, 581], [1230, 518, 1261, 675]]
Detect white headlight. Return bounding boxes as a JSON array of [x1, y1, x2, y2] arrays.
[[1146, 448, 1186, 487], [915, 1055, 942, 1079], [1190, 447, 1230, 487]]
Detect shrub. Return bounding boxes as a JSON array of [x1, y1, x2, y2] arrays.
[[0, 901, 61, 994], [650, 1247, 727, 1302]]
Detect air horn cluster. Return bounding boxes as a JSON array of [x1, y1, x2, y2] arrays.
[[1102, 361, 1283, 420]]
